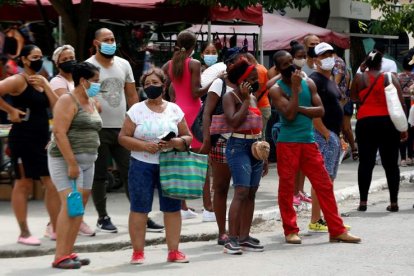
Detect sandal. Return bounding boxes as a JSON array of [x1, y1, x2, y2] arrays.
[[52, 255, 81, 269], [352, 149, 359, 161], [70, 253, 91, 266]]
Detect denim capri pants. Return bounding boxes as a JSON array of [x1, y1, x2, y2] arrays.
[[128, 158, 181, 213], [225, 137, 264, 188]]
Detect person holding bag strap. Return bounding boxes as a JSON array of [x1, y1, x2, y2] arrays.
[[351, 50, 408, 213]]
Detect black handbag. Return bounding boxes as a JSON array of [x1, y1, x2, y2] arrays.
[[191, 78, 227, 145]]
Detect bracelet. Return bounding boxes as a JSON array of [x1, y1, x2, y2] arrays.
[[179, 137, 189, 151]]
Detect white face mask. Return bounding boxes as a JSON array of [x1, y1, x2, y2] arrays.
[[293, 58, 306, 68], [320, 57, 335, 71]]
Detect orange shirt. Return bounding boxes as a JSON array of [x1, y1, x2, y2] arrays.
[[255, 64, 270, 108]]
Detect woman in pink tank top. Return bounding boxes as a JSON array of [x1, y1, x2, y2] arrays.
[[162, 30, 209, 149], [162, 30, 212, 218]]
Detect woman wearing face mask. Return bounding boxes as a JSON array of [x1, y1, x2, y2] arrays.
[[222, 60, 268, 255], [0, 44, 60, 246], [162, 30, 211, 220], [50, 45, 76, 97], [119, 68, 192, 264], [200, 42, 219, 72], [48, 62, 102, 269]]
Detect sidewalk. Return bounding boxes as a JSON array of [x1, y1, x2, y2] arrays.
[[0, 158, 412, 258]]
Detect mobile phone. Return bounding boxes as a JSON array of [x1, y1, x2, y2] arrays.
[[7, 107, 30, 121], [158, 131, 176, 141]]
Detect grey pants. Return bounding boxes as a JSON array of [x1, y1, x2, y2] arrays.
[[92, 128, 130, 218]]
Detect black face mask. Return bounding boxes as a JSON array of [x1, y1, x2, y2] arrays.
[[144, 85, 163, 99], [280, 65, 296, 79], [59, 60, 77, 74], [307, 47, 316, 58], [249, 81, 260, 93], [29, 59, 43, 72]]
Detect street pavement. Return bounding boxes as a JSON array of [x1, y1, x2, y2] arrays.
[[0, 157, 412, 260], [1, 174, 414, 275]]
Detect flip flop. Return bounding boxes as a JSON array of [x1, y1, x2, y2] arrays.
[[17, 236, 41, 246]]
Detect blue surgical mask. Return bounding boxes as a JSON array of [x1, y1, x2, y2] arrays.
[[100, 42, 116, 56], [85, 81, 101, 97], [203, 54, 218, 66]]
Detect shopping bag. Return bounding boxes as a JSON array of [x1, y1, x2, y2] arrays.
[[67, 179, 84, 217], [159, 151, 208, 200], [385, 72, 408, 132]]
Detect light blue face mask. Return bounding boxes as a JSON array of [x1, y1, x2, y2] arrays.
[[86, 81, 101, 97], [100, 42, 117, 55], [203, 54, 218, 66]]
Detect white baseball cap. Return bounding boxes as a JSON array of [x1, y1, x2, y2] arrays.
[[314, 42, 334, 56]]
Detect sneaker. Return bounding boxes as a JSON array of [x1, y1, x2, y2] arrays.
[[130, 250, 145, 265], [96, 216, 118, 233], [180, 209, 197, 220], [45, 223, 56, 241], [293, 195, 301, 206], [167, 250, 189, 263], [223, 237, 243, 255], [202, 210, 216, 222], [218, 234, 228, 245], [298, 191, 312, 204], [147, 218, 164, 233], [17, 235, 41, 246], [249, 235, 260, 244], [79, 221, 96, 236], [239, 236, 264, 252], [401, 159, 407, 167], [308, 219, 328, 233]]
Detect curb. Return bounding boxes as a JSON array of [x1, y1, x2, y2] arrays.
[[2, 173, 410, 259]]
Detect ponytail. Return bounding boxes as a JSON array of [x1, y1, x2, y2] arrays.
[[171, 30, 196, 80], [171, 46, 188, 80]]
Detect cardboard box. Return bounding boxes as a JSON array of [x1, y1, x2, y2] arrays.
[[0, 184, 12, 201]]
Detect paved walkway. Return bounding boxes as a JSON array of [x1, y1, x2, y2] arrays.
[[0, 158, 412, 258]]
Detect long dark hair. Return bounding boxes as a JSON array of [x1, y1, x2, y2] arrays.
[[171, 30, 196, 80]]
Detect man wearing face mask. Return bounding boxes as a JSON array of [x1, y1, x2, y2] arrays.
[[269, 50, 360, 244], [302, 34, 320, 76], [308, 42, 345, 232], [86, 28, 139, 233]]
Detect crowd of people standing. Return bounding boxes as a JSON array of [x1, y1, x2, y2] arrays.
[[1, 26, 414, 269]]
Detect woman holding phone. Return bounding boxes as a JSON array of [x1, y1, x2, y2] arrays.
[[119, 68, 192, 264], [0, 44, 59, 246]]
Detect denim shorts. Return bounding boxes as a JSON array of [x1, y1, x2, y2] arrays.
[[128, 158, 181, 213], [48, 153, 97, 192], [225, 137, 264, 188], [314, 130, 341, 180]]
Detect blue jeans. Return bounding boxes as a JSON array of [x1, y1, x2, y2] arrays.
[[225, 137, 263, 188], [128, 158, 181, 213]]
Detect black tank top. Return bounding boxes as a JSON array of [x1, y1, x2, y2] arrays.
[[8, 77, 50, 141]]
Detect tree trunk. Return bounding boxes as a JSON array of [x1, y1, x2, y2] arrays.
[[48, 0, 92, 60], [307, 1, 330, 28]]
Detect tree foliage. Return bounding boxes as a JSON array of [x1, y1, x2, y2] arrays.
[[363, 0, 414, 36]]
